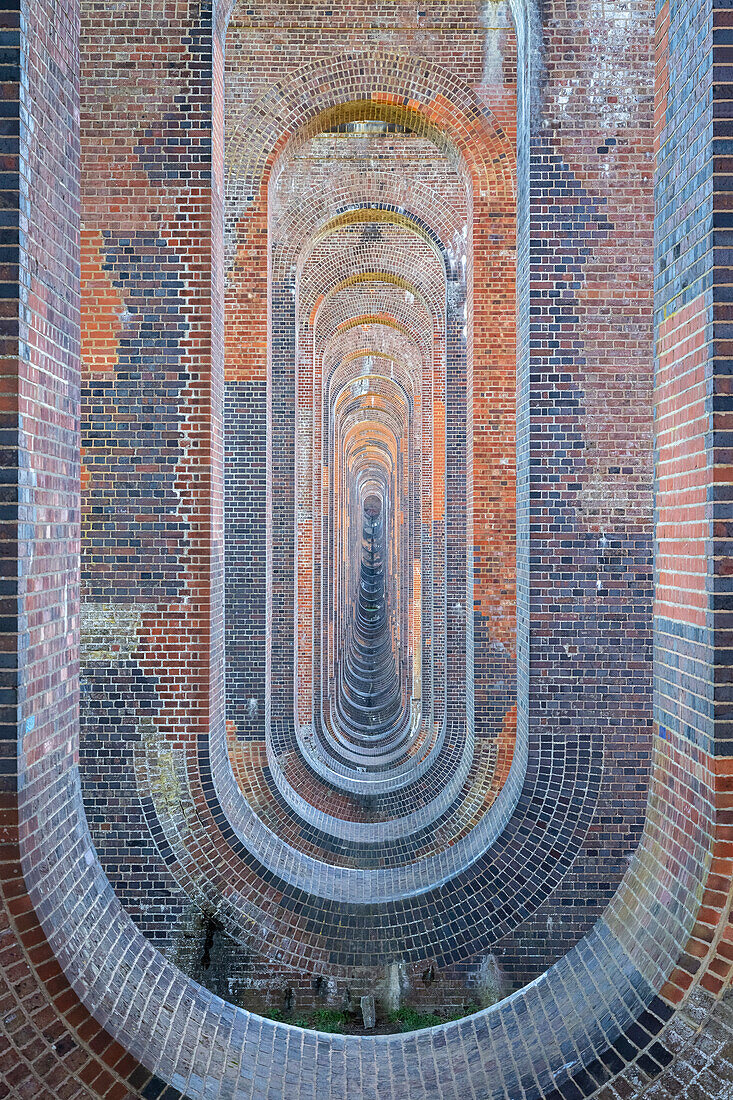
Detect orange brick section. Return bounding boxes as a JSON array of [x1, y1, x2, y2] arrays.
[[656, 295, 709, 628]]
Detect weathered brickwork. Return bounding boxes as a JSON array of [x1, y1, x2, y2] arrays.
[[0, 0, 732, 1097], [0, 1, 163, 1096]]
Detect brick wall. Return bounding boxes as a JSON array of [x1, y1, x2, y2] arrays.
[[0, 0, 731, 1098]]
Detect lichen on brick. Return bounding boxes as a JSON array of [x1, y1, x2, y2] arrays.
[[80, 602, 155, 663]]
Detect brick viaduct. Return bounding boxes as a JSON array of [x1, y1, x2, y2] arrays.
[[1, 0, 732, 1098]]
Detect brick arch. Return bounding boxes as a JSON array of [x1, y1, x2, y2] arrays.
[[224, 47, 515, 222], [10, 2, 729, 1100], [274, 203, 450, 764], [307, 258, 445, 758], [275, 200, 467, 286], [223, 53, 518, 826]]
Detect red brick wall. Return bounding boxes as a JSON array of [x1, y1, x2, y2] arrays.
[[0, 1, 731, 1099]]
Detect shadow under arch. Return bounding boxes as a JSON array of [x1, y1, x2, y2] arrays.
[[15, 4, 714, 1100]]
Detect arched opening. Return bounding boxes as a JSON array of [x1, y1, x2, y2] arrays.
[[9, 1, 725, 1098]]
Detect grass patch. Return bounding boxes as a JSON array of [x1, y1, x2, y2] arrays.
[[311, 1008, 347, 1033], [261, 1001, 480, 1033], [388, 1007, 444, 1032]]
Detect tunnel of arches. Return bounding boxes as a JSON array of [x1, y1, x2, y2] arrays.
[[5, 0, 730, 1098]]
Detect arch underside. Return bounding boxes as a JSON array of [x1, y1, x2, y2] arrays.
[[2, 1, 731, 1099]]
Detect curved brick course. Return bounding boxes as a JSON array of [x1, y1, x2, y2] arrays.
[[1, 0, 731, 1097]]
